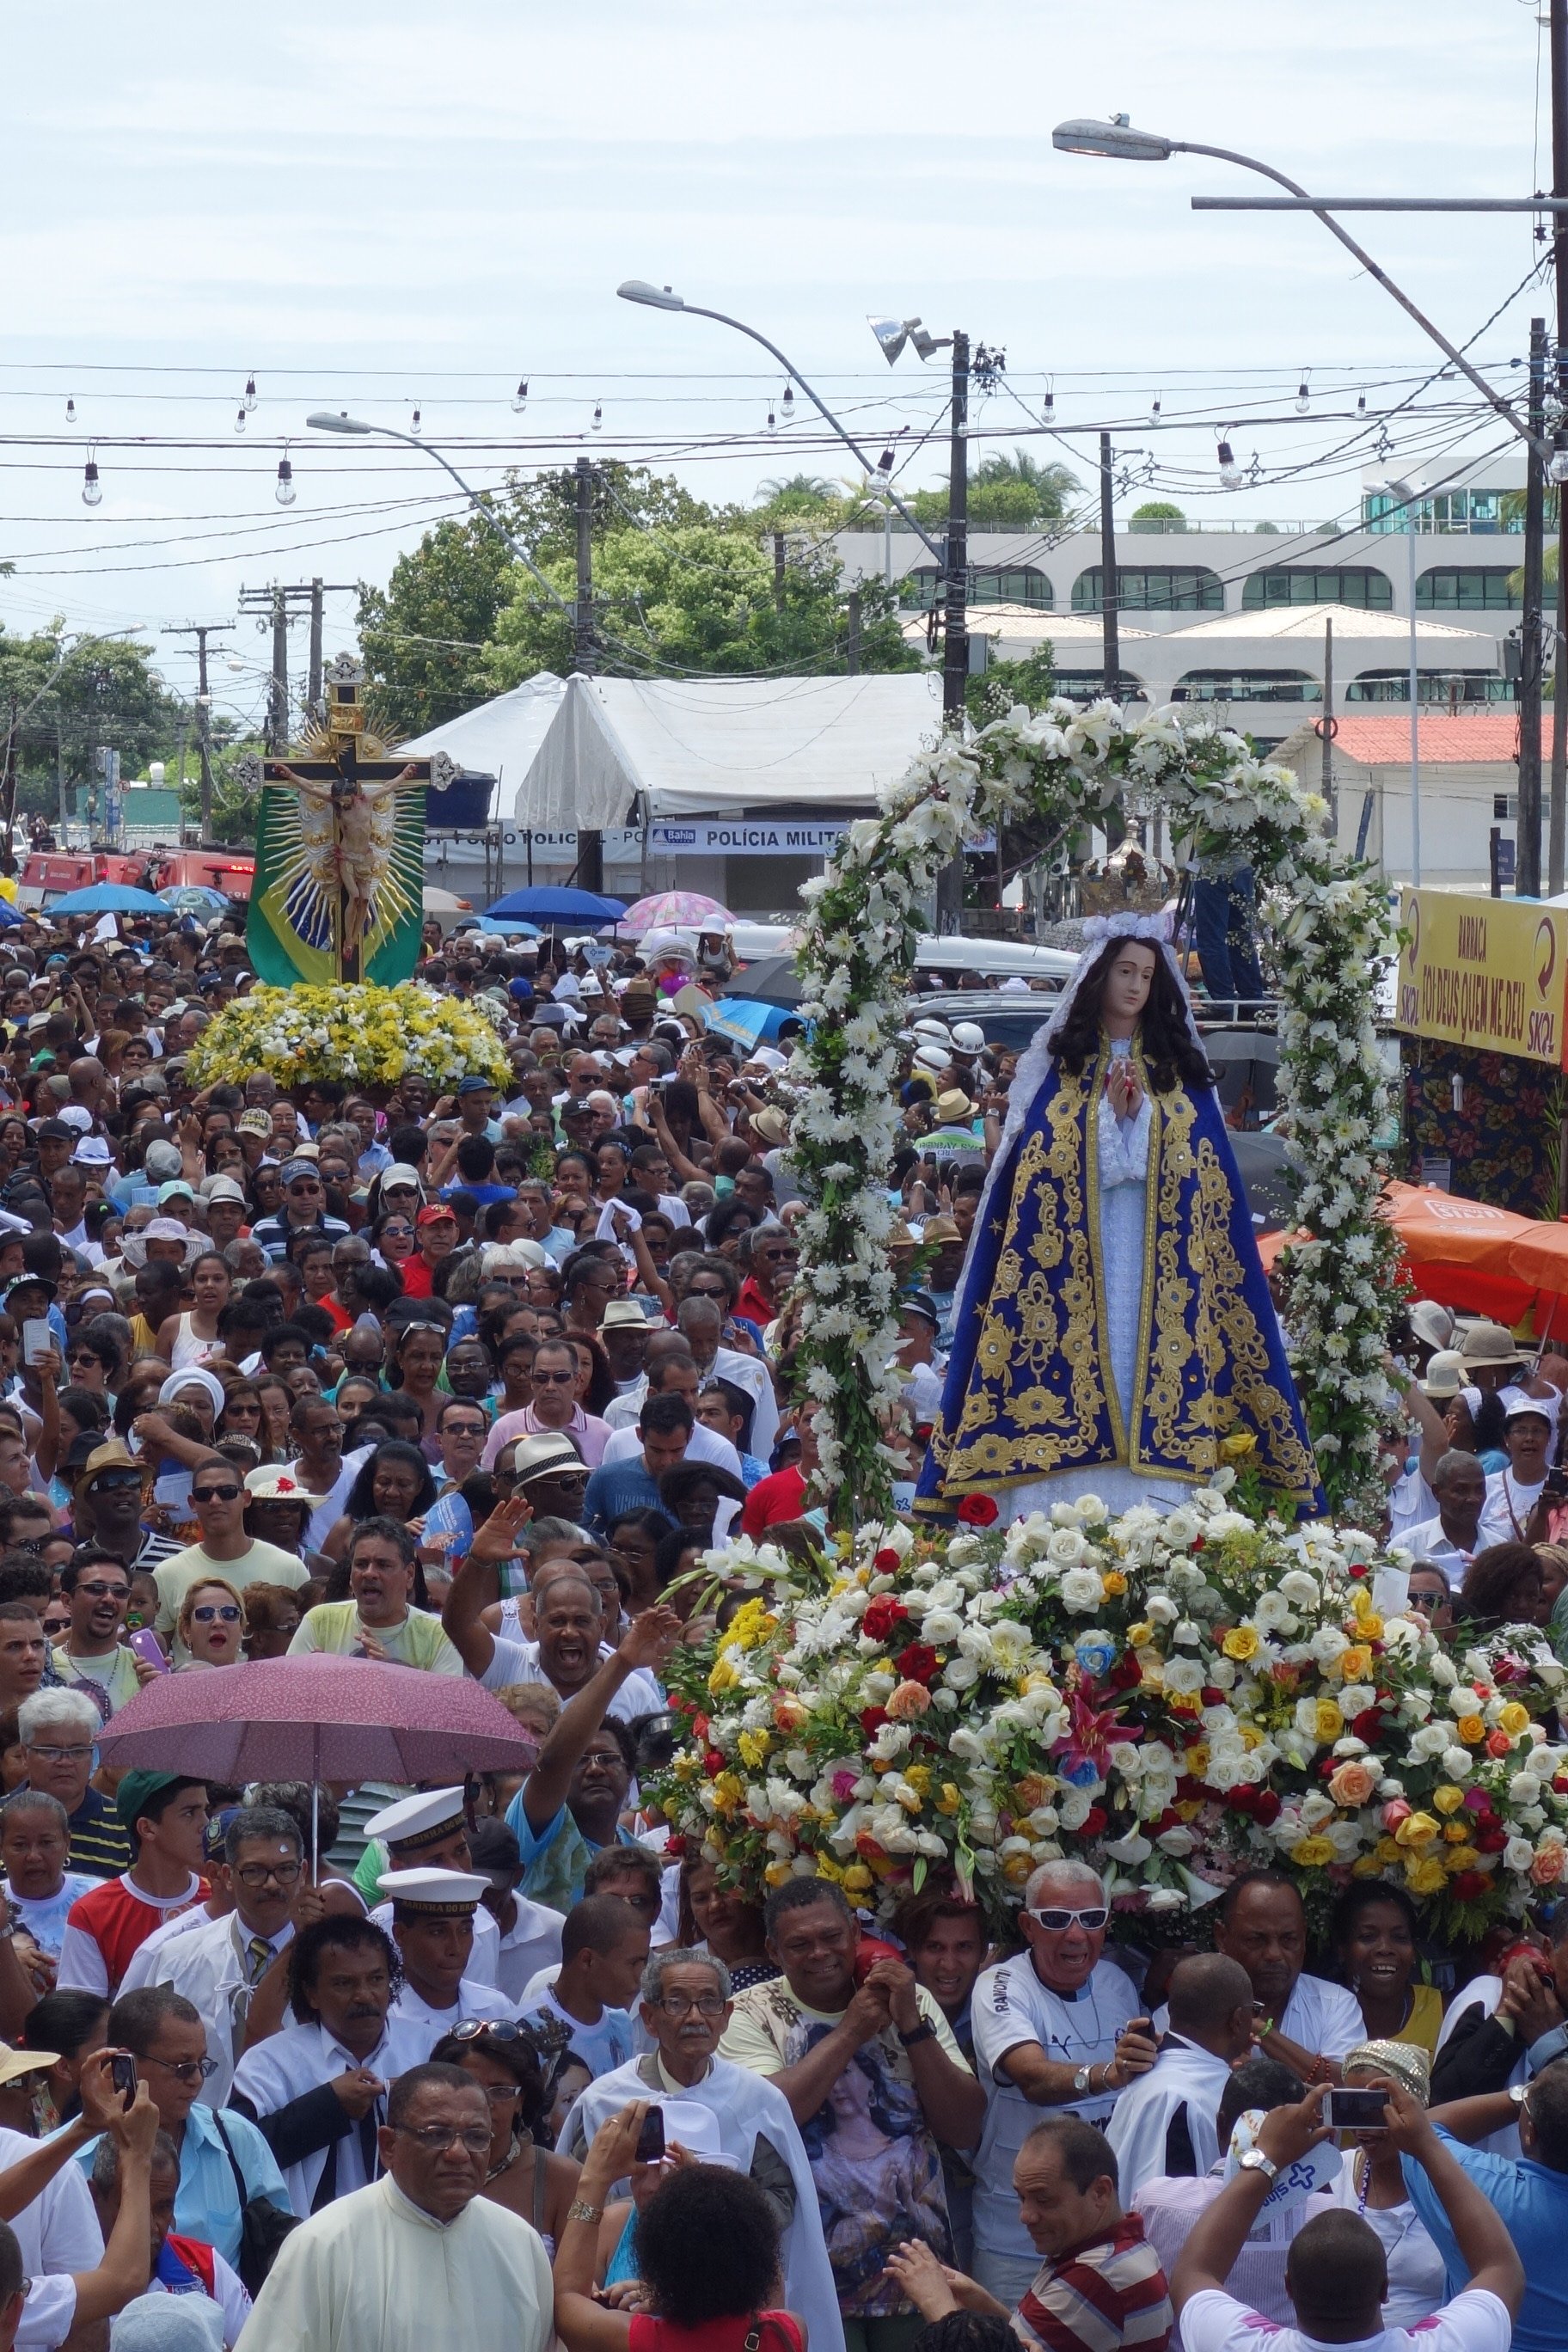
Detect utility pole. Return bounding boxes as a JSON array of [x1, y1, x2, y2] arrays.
[[773, 530, 787, 613], [163, 622, 234, 842], [269, 589, 289, 757], [238, 583, 356, 751], [573, 457, 603, 894], [308, 579, 324, 721], [1520, 316, 1548, 899], [846, 590, 861, 677], [936, 329, 971, 933], [1551, 0, 1568, 892], [1099, 432, 1120, 702], [1322, 616, 1336, 836]]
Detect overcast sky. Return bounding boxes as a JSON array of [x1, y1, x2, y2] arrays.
[[0, 0, 1552, 726]]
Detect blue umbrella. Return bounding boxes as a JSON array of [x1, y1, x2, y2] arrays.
[[462, 916, 542, 937], [0, 901, 22, 929], [48, 883, 171, 916], [158, 885, 232, 914], [485, 886, 627, 924], [706, 996, 795, 1051]]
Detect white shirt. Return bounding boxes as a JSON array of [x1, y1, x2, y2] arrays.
[[1391, 1516, 1475, 1583], [478, 1635, 664, 1722], [230, 2015, 436, 2218], [599, 1421, 743, 1477], [7, 1874, 97, 1960], [388, 1973, 518, 2041], [1388, 1466, 1438, 1540], [1326, 2156, 1448, 2328], [1105, 2033, 1234, 2202], [1179, 2284, 1511, 2352], [493, 1898, 565, 2006], [287, 1447, 371, 1554], [970, 1952, 1140, 2262], [370, 1893, 501, 1988], [1478, 1466, 1549, 1548], [1153, 1973, 1363, 2067], [0, 2120, 103, 2352], [144, 1908, 295, 2106], [523, 1984, 634, 2079], [118, 1899, 224, 1992]]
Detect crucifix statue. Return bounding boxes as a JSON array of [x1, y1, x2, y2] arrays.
[[236, 654, 458, 988]]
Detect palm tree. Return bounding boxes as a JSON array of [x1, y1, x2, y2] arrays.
[[753, 474, 848, 524]]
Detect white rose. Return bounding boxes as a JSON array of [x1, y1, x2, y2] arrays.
[[1146, 1594, 1179, 1626], [941, 1655, 981, 1692], [1162, 1659, 1205, 1695], [1279, 1570, 1320, 1608], [1060, 1569, 1106, 1614], [1429, 1655, 1460, 1687], [1076, 1495, 1109, 1526], [1311, 1626, 1351, 1666], [1047, 1528, 1088, 1569], [1510, 1771, 1544, 1807], [921, 1610, 963, 1645], [1505, 1838, 1537, 1874]]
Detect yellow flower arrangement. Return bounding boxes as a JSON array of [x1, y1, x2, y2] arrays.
[[185, 983, 511, 1091]]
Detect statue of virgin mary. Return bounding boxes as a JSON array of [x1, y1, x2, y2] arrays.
[[915, 911, 1321, 1520]]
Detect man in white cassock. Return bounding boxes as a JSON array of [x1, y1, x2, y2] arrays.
[[560, 1946, 845, 2352], [1106, 1955, 1258, 2202], [235, 2061, 551, 2352]]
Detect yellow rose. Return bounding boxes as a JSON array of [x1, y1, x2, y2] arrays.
[[710, 1773, 744, 1815], [1357, 1614, 1384, 1641], [763, 1860, 794, 1886], [1183, 1743, 1211, 1779], [1238, 1725, 1264, 1751], [1444, 1845, 1482, 1873], [1337, 1645, 1373, 1681], [1351, 1853, 1386, 1877], [1442, 1822, 1469, 1844], [1176, 1799, 1205, 1822], [1455, 1716, 1486, 1745], [1221, 1432, 1257, 1461], [813, 1855, 846, 1883], [936, 1784, 962, 1816], [1406, 1855, 1449, 1896], [1001, 1853, 1035, 1885], [1349, 1584, 1375, 1620], [1290, 1836, 1336, 1867], [1102, 1572, 1128, 1596], [1013, 1775, 1050, 1811], [1498, 1703, 1531, 1736], [1433, 1785, 1466, 1815], [708, 1658, 740, 1696], [1314, 1700, 1344, 1743], [1393, 1810, 1439, 1847], [1126, 1623, 1155, 1649], [904, 1764, 932, 1796], [842, 1864, 873, 1895], [1374, 1836, 1404, 1865], [1222, 1626, 1261, 1662]]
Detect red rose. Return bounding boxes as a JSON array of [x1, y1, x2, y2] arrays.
[[862, 1596, 909, 1645], [1191, 1535, 1206, 1551], [703, 1750, 726, 1779], [1351, 1707, 1384, 1743], [860, 1706, 890, 1736], [1449, 1871, 1493, 1904], [1201, 1686, 1225, 1709], [1110, 1652, 1144, 1691], [1252, 1790, 1282, 1826], [1476, 1827, 1510, 1853], [1228, 1786, 1257, 1814], [895, 1643, 940, 1686], [1081, 1806, 1108, 1836], [956, 1494, 999, 1528], [663, 1834, 687, 1859], [873, 1548, 901, 1574]]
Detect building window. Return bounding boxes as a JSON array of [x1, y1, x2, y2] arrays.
[[900, 566, 1051, 611], [1416, 567, 1522, 610], [1171, 671, 1320, 705], [1071, 567, 1223, 613], [1363, 487, 1511, 534], [1494, 793, 1519, 819], [1241, 567, 1393, 609], [1051, 671, 1148, 704], [1346, 670, 1516, 704]]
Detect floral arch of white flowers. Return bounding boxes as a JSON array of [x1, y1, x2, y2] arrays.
[[781, 699, 1402, 1523]]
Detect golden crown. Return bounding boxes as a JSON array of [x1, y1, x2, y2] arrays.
[[1079, 845, 1174, 916]]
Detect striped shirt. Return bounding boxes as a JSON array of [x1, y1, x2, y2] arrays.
[[1014, 2214, 1173, 2352]]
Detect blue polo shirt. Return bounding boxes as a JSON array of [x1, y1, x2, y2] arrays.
[[78, 2102, 290, 2266], [1404, 2123, 1568, 2352]]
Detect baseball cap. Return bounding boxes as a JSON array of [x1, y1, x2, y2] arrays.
[[415, 1203, 456, 1228]]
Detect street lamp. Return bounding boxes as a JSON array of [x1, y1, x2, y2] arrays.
[[1368, 476, 1426, 888], [304, 412, 574, 621], [615, 284, 945, 564], [1050, 120, 1544, 460]]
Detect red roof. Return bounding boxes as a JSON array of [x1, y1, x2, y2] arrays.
[[1325, 714, 1528, 766]]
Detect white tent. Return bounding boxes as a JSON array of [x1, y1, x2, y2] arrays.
[[401, 671, 946, 829]]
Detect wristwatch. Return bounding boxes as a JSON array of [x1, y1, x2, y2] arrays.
[[899, 2021, 936, 2049], [1238, 2149, 1279, 2184], [1072, 2063, 1094, 2093]]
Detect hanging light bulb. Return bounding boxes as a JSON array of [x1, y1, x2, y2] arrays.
[[876, 446, 894, 477], [243, 375, 258, 413], [511, 378, 529, 413], [234, 407, 247, 435], [81, 457, 101, 508], [781, 383, 794, 419], [1149, 393, 1162, 424], [275, 456, 297, 506], [64, 396, 76, 425], [1357, 390, 1368, 417], [1296, 374, 1311, 412], [1043, 387, 1055, 424], [411, 405, 422, 435], [1550, 442, 1568, 486], [766, 407, 776, 433], [591, 401, 603, 432], [1216, 439, 1243, 490]]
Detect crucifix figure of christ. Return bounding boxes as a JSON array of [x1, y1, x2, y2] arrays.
[[236, 655, 458, 987]]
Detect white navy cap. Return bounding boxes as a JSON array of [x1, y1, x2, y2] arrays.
[[362, 1786, 467, 1852], [384, 1866, 488, 1915]]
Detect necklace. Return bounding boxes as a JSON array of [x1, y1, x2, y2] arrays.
[[487, 2137, 522, 2185]]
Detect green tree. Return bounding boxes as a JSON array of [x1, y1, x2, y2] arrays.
[[484, 525, 916, 687], [908, 447, 1081, 532], [0, 627, 187, 819], [966, 642, 1057, 728], [1130, 500, 1185, 526], [358, 465, 733, 734]]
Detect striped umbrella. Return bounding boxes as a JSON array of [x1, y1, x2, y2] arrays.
[[622, 891, 733, 931]]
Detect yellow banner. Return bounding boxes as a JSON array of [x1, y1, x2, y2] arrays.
[[1395, 888, 1568, 1067]]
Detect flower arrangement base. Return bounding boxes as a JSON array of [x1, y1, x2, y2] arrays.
[[185, 982, 511, 1093], [652, 1488, 1568, 1946]]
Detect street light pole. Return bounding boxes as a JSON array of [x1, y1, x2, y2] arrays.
[[1369, 477, 1424, 886]]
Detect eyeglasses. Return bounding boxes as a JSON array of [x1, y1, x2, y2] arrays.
[[191, 1603, 242, 1624], [142, 2053, 221, 2085], [652, 1993, 727, 2018], [27, 1743, 92, 1763], [233, 1859, 302, 1889], [450, 2018, 529, 2044], [1025, 1906, 1110, 1932], [394, 2122, 493, 2154], [193, 1484, 242, 1504]]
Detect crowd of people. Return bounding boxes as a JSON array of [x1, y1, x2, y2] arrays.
[[0, 900, 1547, 2349]]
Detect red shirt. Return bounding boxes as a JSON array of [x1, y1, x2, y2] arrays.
[[1014, 2214, 1173, 2352], [61, 1872, 210, 1997], [734, 1277, 778, 1329], [740, 1465, 807, 1537], [399, 1257, 434, 1300], [630, 2317, 802, 2352]]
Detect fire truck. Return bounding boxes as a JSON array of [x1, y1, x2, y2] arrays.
[[15, 846, 254, 910]]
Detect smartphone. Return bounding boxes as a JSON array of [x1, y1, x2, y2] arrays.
[[128, 1629, 168, 1675], [1326, 2087, 1389, 2132], [108, 2053, 137, 2109], [21, 1320, 51, 1367], [634, 2105, 665, 2165]]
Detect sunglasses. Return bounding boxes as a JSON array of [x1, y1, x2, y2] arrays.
[[450, 2018, 528, 2045], [191, 1603, 242, 1623], [75, 1579, 129, 1601], [87, 1471, 144, 1493], [1025, 1906, 1110, 1932], [193, 1483, 242, 1504], [530, 1369, 575, 1386]]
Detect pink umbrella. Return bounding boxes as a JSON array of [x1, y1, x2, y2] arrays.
[[622, 891, 733, 932], [95, 1654, 537, 1785]]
